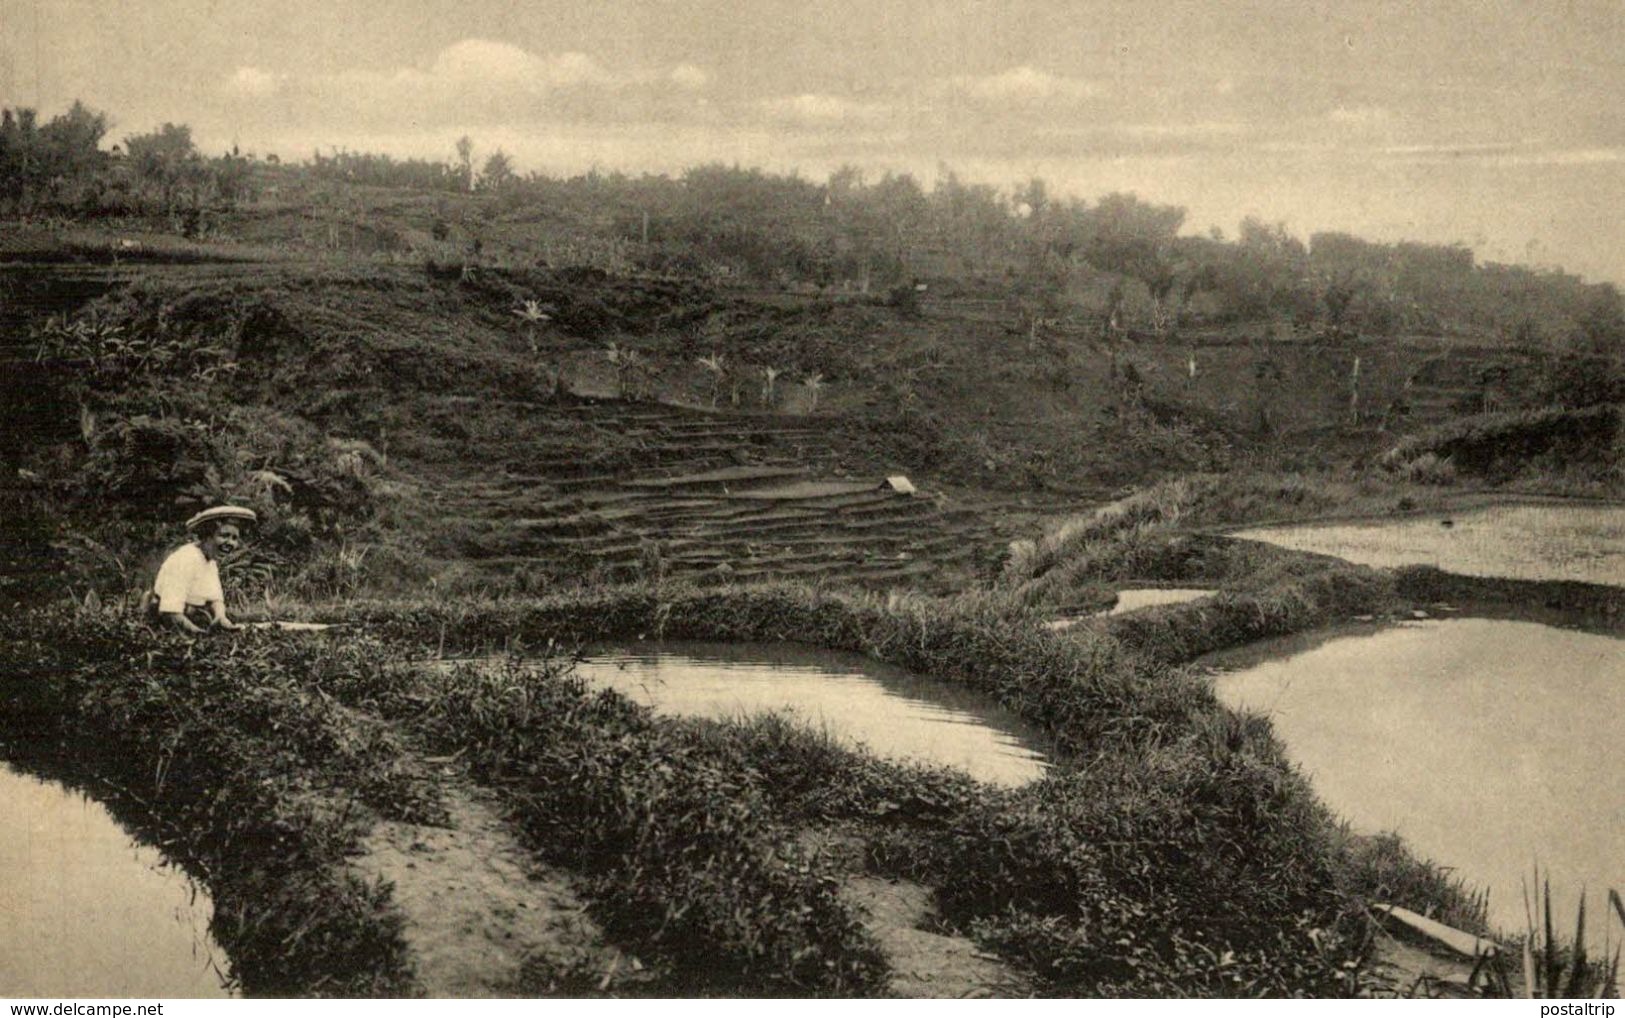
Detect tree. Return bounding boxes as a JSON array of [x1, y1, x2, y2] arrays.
[[454, 135, 474, 192], [1, 101, 110, 204], [697, 352, 726, 408], [1085, 192, 1186, 285], [1214, 216, 1310, 321], [513, 299, 551, 354], [124, 123, 199, 212], [1574, 283, 1624, 356], [40, 101, 109, 180], [480, 149, 515, 191], [802, 372, 825, 412], [0, 108, 42, 198], [1321, 272, 1360, 339]]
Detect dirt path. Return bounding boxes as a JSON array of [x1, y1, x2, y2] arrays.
[[841, 876, 1028, 998], [349, 777, 613, 996]]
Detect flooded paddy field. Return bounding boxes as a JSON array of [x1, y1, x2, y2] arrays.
[[1046, 587, 1215, 630], [0, 763, 233, 998], [1232, 501, 1625, 585], [1208, 616, 1625, 939], [1106, 588, 1217, 615], [575, 641, 1051, 786]]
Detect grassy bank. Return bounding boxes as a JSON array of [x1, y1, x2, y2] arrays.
[[2, 579, 1488, 996], [0, 608, 422, 996], [1002, 468, 1622, 637], [335, 581, 1481, 995], [1096, 555, 1397, 665], [1392, 566, 1624, 634], [1380, 404, 1622, 492], [0, 604, 898, 996]]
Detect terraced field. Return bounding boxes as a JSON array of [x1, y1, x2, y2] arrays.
[[415, 397, 1003, 590]]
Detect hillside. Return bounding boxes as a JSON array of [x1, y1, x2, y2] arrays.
[[3, 157, 1623, 1002], [1, 179, 1621, 606]]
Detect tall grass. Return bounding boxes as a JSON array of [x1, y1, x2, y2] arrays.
[[333, 580, 1483, 995], [1454, 873, 1625, 998], [0, 607, 420, 996], [1, 576, 1503, 996], [393, 657, 890, 995]]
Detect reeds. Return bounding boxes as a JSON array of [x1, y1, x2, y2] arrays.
[[1452, 872, 1625, 998]]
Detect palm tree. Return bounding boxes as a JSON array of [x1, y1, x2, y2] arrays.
[[760, 365, 781, 407], [697, 352, 726, 408], [802, 371, 825, 412]]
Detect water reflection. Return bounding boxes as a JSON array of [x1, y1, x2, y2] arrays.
[[0, 763, 233, 998], [578, 641, 1050, 786], [1209, 618, 1625, 939], [1231, 503, 1625, 584]]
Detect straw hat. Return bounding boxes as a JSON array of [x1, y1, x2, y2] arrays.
[[185, 505, 258, 531]]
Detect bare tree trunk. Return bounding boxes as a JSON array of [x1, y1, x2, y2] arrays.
[[1349, 354, 1361, 424]]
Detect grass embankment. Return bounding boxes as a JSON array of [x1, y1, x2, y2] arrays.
[[0, 610, 423, 996], [337, 582, 1479, 995], [4, 580, 1481, 996], [1391, 567, 1624, 634], [1380, 404, 1622, 494], [1002, 474, 1408, 658], [0, 606, 896, 996], [1002, 468, 1623, 659], [995, 473, 1624, 969]]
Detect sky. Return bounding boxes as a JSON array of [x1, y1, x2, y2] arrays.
[[2, 0, 1623, 283]]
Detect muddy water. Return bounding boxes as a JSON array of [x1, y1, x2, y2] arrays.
[[1231, 502, 1625, 584], [1208, 618, 1625, 939], [1046, 587, 1214, 630], [0, 764, 233, 997], [1108, 588, 1215, 614], [577, 642, 1050, 786]]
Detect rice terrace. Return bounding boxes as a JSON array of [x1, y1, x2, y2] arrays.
[[2, 3, 1624, 1001]]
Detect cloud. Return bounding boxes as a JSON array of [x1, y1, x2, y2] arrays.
[[1459, 146, 1625, 167], [225, 66, 280, 98], [1110, 121, 1251, 139], [1326, 105, 1392, 126], [761, 93, 892, 126], [940, 66, 1099, 104], [669, 64, 710, 91], [428, 40, 612, 89], [219, 39, 672, 132]]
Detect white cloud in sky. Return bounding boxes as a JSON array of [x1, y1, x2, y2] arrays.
[[942, 66, 1099, 103], [1326, 105, 1393, 126], [761, 93, 891, 126], [428, 40, 612, 89], [226, 66, 281, 98], [219, 38, 717, 130], [1470, 146, 1625, 167], [668, 64, 710, 90]]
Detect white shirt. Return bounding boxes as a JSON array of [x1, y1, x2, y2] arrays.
[[153, 543, 224, 614]]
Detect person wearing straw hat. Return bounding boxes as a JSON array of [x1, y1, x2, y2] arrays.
[[143, 505, 257, 634]]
